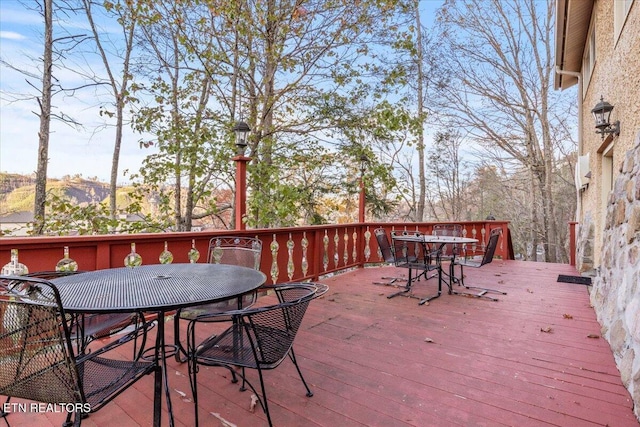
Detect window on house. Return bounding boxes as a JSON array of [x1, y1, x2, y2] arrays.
[[614, 0, 635, 42], [582, 18, 596, 96]]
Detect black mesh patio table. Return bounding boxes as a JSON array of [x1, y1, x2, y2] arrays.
[[51, 263, 267, 427]]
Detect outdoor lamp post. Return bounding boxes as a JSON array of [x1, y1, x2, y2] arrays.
[[233, 120, 251, 155], [358, 154, 369, 223], [233, 121, 251, 230], [591, 96, 620, 139]]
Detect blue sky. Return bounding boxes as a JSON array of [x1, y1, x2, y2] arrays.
[[0, 0, 147, 182], [0, 0, 444, 182]]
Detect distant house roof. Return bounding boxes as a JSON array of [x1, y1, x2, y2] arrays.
[[0, 211, 34, 224]]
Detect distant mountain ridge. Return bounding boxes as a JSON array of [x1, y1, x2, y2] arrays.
[[0, 173, 113, 215]]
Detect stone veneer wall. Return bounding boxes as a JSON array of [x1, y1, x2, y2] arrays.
[[590, 133, 640, 420], [576, 212, 594, 273]]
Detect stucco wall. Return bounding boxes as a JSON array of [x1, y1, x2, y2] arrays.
[[577, 1, 640, 420], [579, 0, 640, 267]]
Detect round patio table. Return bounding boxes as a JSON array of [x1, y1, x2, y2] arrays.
[[51, 263, 267, 427]]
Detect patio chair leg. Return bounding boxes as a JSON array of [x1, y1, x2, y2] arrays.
[[372, 275, 407, 286], [187, 346, 200, 425], [450, 264, 506, 301], [387, 287, 425, 301], [256, 368, 274, 427], [62, 411, 80, 427], [288, 348, 313, 397], [387, 269, 438, 304], [239, 366, 247, 391]]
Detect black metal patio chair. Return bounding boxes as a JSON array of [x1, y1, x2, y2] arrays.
[[186, 282, 328, 427], [431, 223, 464, 261], [450, 228, 507, 301], [0, 275, 156, 426], [174, 236, 263, 363], [387, 233, 440, 304], [371, 228, 408, 286], [25, 271, 148, 358]]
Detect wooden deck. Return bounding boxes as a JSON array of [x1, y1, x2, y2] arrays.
[[3, 260, 638, 426]]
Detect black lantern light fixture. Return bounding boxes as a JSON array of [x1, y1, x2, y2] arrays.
[[232, 120, 251, 155], [358, 154, 369, 223], [359, 154, 369, 175], [591, 96, 620, 139]]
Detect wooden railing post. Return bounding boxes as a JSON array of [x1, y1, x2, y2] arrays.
[[358, 224, 367, 268], [96, 241, 111, 270], [569, 221, 578, 266]]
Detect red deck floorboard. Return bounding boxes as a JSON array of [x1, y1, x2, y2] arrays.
[[2, 260, 638, 426]]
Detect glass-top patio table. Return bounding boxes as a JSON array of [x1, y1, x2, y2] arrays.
[[391, 235, 479, 304], [51, 263, 267, 427]]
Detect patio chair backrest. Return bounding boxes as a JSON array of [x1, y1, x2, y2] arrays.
[[390, 233, 429, 269], [239, 283, 317, 366], [432, 224, 464, 258], [374, 228, 395, 263], [1, 275, 157, 425], [0, 276, 81, 405], [273, 282, 329, 304], [204, 236, 263, 312], [207, 236, 262, 270], [479, 228, 501, 267], [25, 271, 138, 348]]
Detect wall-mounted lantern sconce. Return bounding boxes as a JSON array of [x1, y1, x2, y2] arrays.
[[233, 120, 251, 155], [591, 96, 620, 139]]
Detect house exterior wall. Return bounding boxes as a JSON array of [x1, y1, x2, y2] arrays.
[[592, 134, 640, 420], [573, 0, 640, 420]]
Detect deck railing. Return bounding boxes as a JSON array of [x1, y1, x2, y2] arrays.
[[0, 221, 512, 282]]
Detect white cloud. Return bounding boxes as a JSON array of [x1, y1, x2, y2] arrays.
[[0, 31, 26, 40]]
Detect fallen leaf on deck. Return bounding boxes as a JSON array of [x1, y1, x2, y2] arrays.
[[526, 289, 534, 293], [494, 274, 501, 277], [424, 337, 434, 343], [210, 412, 237, 427], [563, 314, 573, 319], [498, 280, 504, 284], [540, 327, 553, 333], [587, 334, 600, 339], [250, 394, 259, 412], [173, 388, 191, 402]]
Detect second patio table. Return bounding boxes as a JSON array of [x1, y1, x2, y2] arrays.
[[50, 263, 267, 427], [391, 234, 479, 303]]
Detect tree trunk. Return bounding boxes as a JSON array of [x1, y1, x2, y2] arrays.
[[415, 0, 426, 222], [527, 165, 540, 261], [33, 0, 53, 235]]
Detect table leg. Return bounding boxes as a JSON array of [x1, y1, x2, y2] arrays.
[[418, 259, 442, 305], [448, 259, 456, 293], [153, 314, 162, 426], [152, 311, 175, 427], [387, 268, 413, 299]]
